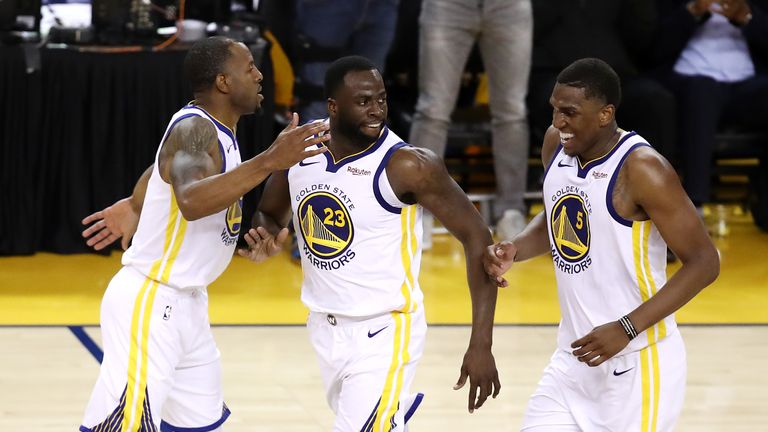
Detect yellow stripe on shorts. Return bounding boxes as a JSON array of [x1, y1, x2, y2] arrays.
[[122, 190, 187, 431], [374, 312, 411, 431]]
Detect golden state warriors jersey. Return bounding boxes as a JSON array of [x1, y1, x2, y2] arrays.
[[122, 104, 243, 290], [289, 125, 424, 316], [543, 130, 677, 354]]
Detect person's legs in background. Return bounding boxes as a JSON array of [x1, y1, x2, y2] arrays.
[[723, 75, 768, 132], [619, 76, 677, 165], [408, 0, 479, 248], [348, 0, 400, 73], [294, 0, 360, 122], [479, 0, 532, 240], [665, 73, 726, 207]]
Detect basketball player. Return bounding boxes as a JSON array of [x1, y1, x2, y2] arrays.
[[79, 36, 329, 431], [483, 58, 720, 431], [248, 56, 501, 431]]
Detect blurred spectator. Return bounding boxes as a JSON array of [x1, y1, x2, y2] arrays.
[[527, 0, 676, 162], [653, 0, 768, 208], [408, 0, 533, 242], [293, 0, 400, 122], [383, 0, 422, 135]]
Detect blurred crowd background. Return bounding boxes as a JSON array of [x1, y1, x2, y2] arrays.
[[1, 0, 766, 255]]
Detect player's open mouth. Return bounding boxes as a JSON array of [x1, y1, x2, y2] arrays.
[[363, 122, 382, 130], [560, 132, 574, 144]]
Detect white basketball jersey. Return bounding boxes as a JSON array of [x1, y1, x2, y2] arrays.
[[123, 104, 243, 290], [289, 125, 424, 316], [543, 130, 677, 354]]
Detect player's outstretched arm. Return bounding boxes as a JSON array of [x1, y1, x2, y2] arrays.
[[238, 170, 294, 263], [387, 147, 500, 414], [82, 164, 152, 251], [571, 147, 720, 367], [160, 113, 329, 221], [483, 126, 562, 286]]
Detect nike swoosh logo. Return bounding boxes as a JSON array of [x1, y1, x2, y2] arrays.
[[613, 367, 634, 376], [299, 160, 320, 167], [557, 160, 572, 167], [368, 326, 388, 338]]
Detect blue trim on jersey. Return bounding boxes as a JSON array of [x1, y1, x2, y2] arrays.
[[404, 392, 424, 423], [80, 427, 94, 431], [606, 142, 650, 227], [160, 404, 230, 432], [160, 113, 200, 147], [373, 142, 408, 214], [576, 131, 637, 179], [324, 127, 389, 173], [190, 106, 237, 145], [542, 143, 564, 183], [217, 139, 226, 173], [69, 326, 103, 363]]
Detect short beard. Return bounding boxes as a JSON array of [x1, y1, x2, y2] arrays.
[[338, 117, 379, 147]]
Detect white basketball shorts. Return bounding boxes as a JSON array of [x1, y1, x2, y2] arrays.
[[308, 307, 427, 432], [81, 266, 229, 432], [522, 329, 686, 432]]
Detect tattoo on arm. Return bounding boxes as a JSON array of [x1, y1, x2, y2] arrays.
[[159, 116, 220, 185], [168, 117, 218, 156]]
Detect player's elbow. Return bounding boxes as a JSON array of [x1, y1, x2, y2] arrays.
[[694, 244, 720, 288], [704, 246, 720, 286], [176, 197, 205, 221]]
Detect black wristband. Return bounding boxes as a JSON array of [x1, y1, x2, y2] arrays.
[[619, 315, 638, 341]]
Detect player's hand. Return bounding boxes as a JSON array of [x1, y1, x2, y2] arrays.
[[571, 321, 631, 367], [483, 241, 517, 287], [263, 113, 330, 170], [453, 346, 501, 413], [687, 0, 716, 17], [716, 0, 752, 24], [237, 227, 290, 263], [82, 197, 139, 251]]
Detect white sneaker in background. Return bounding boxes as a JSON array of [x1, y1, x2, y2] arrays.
[[495, 209, 527, 241]]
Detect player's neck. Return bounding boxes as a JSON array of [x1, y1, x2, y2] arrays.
[[192, 99, 238, 131], [327, 128, 375, 160], [579, 127, 620, 163]]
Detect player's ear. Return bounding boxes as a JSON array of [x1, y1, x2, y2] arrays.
[[215, 73, 230, 94], [599, 104, 615, 127], [327, 98, 337, 116]]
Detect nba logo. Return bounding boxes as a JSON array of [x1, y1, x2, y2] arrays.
[[163, 306, 172, 321]]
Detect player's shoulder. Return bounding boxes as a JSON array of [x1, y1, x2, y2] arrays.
[[623, 141, 676, 184], [162, 114, 218, 154], [388, 143, 439, 173]]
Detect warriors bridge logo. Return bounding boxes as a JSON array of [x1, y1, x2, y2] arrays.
[[298, 192, 355, 269], [221, 199, 242, 246], [550, 193, 592, 274]]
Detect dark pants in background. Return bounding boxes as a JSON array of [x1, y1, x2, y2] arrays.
[[661, 72, 768, 205]]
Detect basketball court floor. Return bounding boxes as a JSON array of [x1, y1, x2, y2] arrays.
[[1, 205, 766, 430]]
